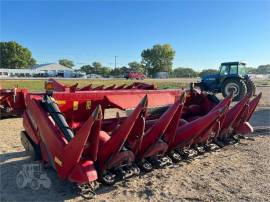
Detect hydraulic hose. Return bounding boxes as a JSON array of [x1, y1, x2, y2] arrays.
[[42, 95, 74, 142]]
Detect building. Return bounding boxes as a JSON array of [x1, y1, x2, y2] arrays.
[[153, 72, 169, 79], [0, 68, 37, 77], [32, 63, 74, 77], [0, 63, 86, 78]]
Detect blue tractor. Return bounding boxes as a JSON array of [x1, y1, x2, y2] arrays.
[[195, 62, 256, 101]]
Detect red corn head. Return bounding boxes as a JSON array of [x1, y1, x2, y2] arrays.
[[23, 96, 101, 184], [218, 95, 249, 139], [136, 93, 185, 159], [93, 85, 104, 90], [233, 92, 262, 134], [114, 84, 126, 90], [169, 109, 221, 151], [49, 78, 78, 92], [163, 92, 186, 147], [60, 106, 102, 183], [79, 84, 92, 91], [105, 84, 116, 90], [97, 96, 148, 172]]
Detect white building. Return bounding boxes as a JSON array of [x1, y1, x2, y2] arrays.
[[0, 63, 85, 78], [32, 63, 74, 77], [0, 68, 38, 77]]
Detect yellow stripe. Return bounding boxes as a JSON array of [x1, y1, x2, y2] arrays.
[[55, 100, 66, 105], [54, 156, 62, 167], [73, 101, 79, 110], [86, 101, 91, 110]]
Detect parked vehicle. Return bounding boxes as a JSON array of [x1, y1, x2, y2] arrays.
[[73, 71, 86, 78], [125, 72, 146, 80], [86, 74, 103, 79], [195, 62, 256, 101]]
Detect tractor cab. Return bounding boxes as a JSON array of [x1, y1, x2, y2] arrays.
[[219, 62, 247, 78]]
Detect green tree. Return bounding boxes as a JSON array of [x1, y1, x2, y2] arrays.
[[199, 69, 219, 77], [111, 66, 129, 77], [92, 62, 102, 69], [80, 65, 94, 74], [256, 64, 270, 74], [141, 44, 175, 75], [80, 62, 111, 77], [99, 66, 111, 77], [128, 61, 144, 73], [0, 41, 36, 69], [173, 67, 198, 78], [92, 62, 102, 73], [246, 67, 257, 74], [59, 59, 74, 68]]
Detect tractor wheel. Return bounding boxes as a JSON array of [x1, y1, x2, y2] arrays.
[[30, 178, 40, 190], [221, 79, 247, 101], [245, 78, 256, 97], [20, 131, 41, 160], [16, 172, 27, 188]]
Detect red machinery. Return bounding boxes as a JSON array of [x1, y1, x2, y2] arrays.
[[125, 72, 146, 80], [20, 80, 262, 198], [0, 79, 156, 118], [0, 86, 28, 118], [48, 78, 156, 92]]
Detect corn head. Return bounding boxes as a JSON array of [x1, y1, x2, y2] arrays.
[[1, 79, 262, 198]]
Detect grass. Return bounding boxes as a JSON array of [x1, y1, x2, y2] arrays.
[[0, 78, 192, 91], [0, 78, 268, 92], [253, 79, 270, 86]]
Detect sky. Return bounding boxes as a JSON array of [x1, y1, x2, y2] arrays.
[[1, 0, 270, 70]]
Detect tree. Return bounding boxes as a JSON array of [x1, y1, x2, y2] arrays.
[[92, 62, 102, 73], [173, 67, 198, 78], [99, 66, 111, 77], [91, 62, 105, 75], [111, 66, 129, 77], [59, 59, 74, 68], [80, 65, 94, 74], [0, 41, 36, 69], [199, 69, 219, 77], [128, 61, 144, 73], [246, 67, 257, 74], [80, 62, 111, 77], [256, 64, 270, 74], [141, 44, 175, 75]]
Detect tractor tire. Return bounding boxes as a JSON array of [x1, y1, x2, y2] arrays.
[[245, 78, 256, 97], [16, 172, 27, 188], [30, 178, 40, 190], [20, 131, 41, 161], [221, 78, 247, 101]]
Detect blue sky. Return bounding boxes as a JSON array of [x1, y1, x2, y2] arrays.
[[1, 0, 270, 70]]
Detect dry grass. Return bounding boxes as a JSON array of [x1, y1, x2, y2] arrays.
[[1, 78, 197, 91], [1, 78, 269, 92]]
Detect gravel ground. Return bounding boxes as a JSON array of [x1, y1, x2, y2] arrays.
[[0, 87, 269, 202]]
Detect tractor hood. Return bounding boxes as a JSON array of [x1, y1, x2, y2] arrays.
[[201, 74, 219, 81]]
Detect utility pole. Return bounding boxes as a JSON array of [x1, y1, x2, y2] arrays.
[[114, 56, 118, 69]]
